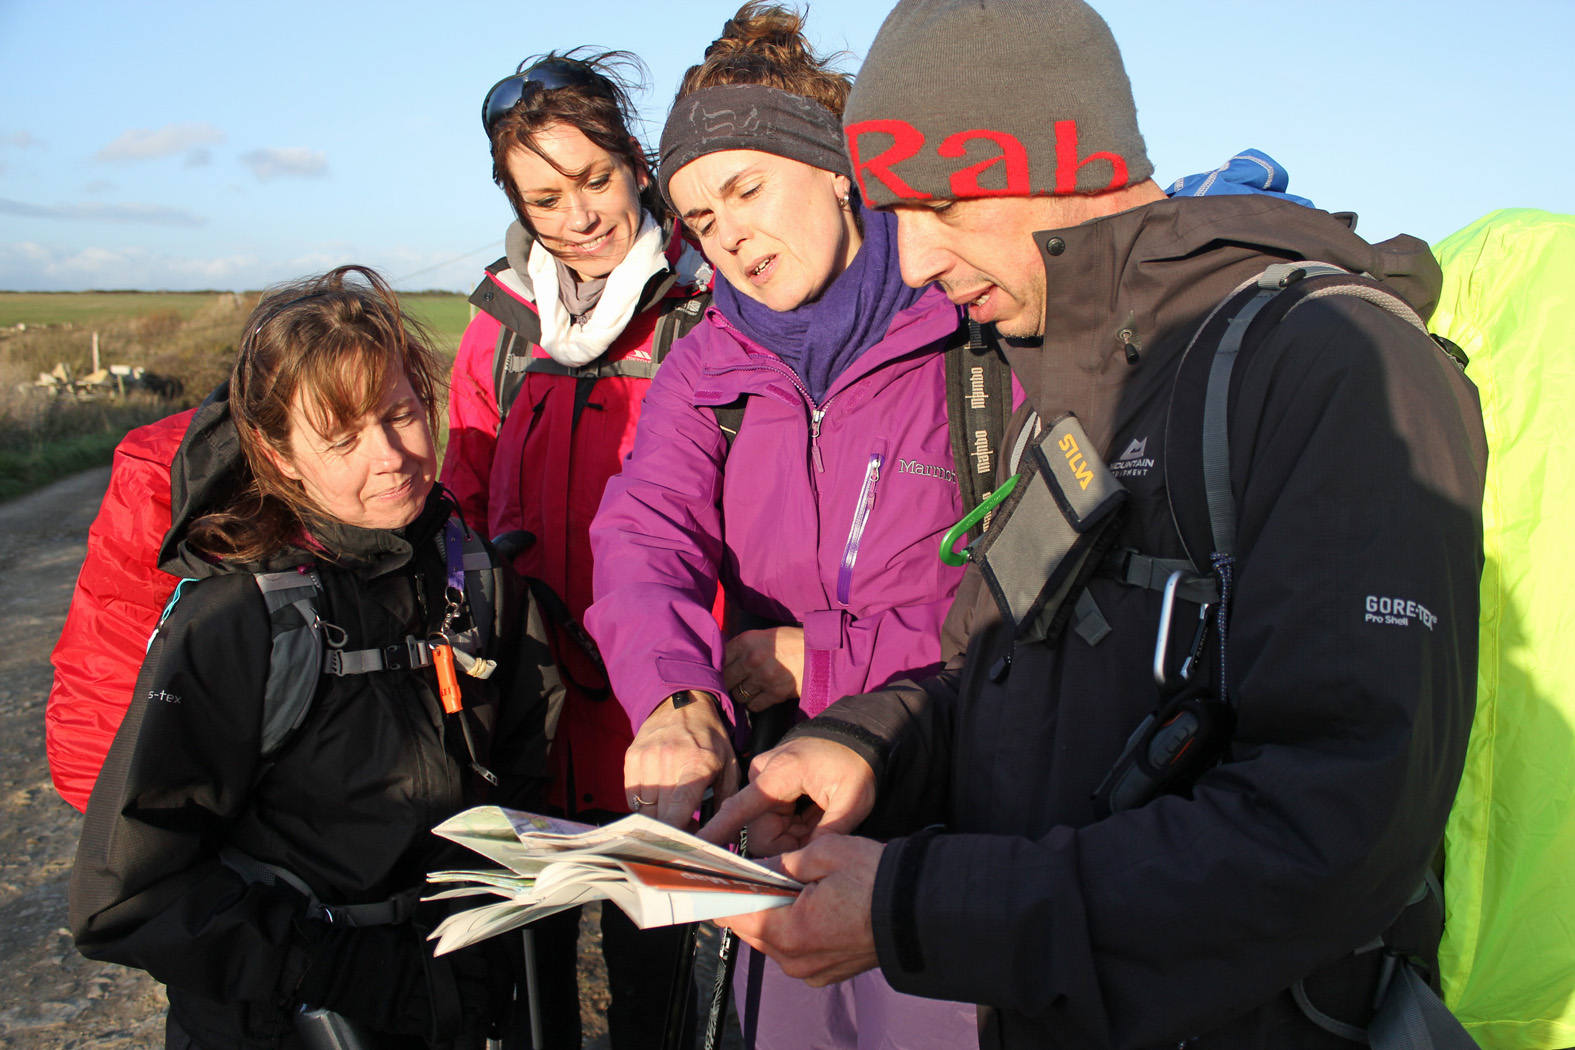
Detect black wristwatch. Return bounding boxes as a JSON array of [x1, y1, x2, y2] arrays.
[[668, 690, 721, 712]]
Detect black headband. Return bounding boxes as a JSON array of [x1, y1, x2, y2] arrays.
[[658, 84, 851, 211]]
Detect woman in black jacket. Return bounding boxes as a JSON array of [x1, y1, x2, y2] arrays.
[[70, 266, 551, 1050]]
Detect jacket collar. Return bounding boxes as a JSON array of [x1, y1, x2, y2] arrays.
[[693, 284, 961, 407], [1003, 195, 1439, 449]]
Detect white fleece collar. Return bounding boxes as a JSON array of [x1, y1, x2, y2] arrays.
[[528, 214, 667, 366]]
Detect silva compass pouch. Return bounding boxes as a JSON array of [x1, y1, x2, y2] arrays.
[[970, 412, 1128, 646]]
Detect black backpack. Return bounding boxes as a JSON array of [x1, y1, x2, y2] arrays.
[[1078, 261, 1472, 1050]]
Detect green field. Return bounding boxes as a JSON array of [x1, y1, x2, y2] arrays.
[[0, 290, 471, 503], [400, 293, 474, 350], [0, 290, 472, 350], [0, 291, 222, 327]]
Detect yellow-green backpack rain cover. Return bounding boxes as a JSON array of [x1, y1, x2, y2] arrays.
[[1432, 209, 1575, 1050]]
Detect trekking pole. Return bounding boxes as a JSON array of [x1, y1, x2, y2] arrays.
[[661, 791, 717, 1050], [701, 826, 746, 1050], [522, 927, 543, 1050], [700, 701, 796, 1050]]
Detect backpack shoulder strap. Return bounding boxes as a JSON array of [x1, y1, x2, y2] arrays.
[[493, 325, 531, 421], [510, 292, 716, 420], [1163, 262, 1437, 700], [1165, 262, 1431, 570], [251, 568, 326, 758], [443, 515, 500, 659], [471, 263, 543, 423], [944, 320, 1014, 540], [653, 292, 711, 365], [710, 397, 748, 457], [649, 292, 741, 459]]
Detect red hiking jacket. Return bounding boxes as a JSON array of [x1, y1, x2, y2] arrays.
[[443, 229, 711, 817]]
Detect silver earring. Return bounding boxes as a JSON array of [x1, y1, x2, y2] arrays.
[[839, 194, 851, 210]]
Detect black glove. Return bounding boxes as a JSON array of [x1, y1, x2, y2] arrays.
[[293, 920, 518, 1042]]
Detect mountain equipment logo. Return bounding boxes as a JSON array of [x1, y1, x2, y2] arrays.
[[1111, 435, 1155, 479]]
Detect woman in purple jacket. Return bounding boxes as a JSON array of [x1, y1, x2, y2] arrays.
[[585, 6, 978, 1050]]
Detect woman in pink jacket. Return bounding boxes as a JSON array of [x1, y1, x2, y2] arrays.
[[586, 7, 979, 1049]]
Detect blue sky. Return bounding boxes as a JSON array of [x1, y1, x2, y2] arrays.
[[2, 1, 1571, 292]]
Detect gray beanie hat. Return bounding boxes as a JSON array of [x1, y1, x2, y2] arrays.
[[843, 0, 1152, 207]]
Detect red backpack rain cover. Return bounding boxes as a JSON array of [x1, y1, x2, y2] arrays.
[[46, 408, 194, 811]]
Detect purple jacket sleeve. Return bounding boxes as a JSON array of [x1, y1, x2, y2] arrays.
[[586, 350, 734, 729]]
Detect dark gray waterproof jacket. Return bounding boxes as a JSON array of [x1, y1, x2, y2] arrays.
[[796, 195, 1488, 1050], [69, 388, 555, 1049]]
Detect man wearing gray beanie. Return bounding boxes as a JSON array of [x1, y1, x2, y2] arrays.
[[705, 2, 1488, 1049]]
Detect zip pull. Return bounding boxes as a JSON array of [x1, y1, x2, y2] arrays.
[[810, 408, 826, 473]]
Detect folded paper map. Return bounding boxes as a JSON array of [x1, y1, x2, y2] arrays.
[[425, 806, 800, 955]]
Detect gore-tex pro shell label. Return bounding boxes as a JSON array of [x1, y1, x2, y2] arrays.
[[1364, 595, 1438, 630]]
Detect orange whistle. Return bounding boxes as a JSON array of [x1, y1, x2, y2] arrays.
[[432, 642, 463, 714]]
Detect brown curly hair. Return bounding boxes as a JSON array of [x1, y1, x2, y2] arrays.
[[676, 3, 854, 116], [488, 49, 663, 233], [187, 265, 444, 562]]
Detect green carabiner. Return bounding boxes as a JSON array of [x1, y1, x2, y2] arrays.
[[938, 474, 1020, 566]]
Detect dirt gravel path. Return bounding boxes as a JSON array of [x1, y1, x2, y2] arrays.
[[0, 466, 167, 1049], [0, 468, 739, 1050]]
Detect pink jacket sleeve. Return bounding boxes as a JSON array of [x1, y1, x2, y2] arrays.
[[441, 310, 503, 533], [585, 355, 733, 729], [798, 595, 954, 717]]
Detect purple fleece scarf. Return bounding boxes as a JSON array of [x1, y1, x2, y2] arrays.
[[713, 201, 922, 405]]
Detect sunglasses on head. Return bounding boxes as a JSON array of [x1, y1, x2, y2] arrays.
[[482, 58, 602, 137]]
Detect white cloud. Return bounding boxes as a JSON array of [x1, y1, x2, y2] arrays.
[[238, 147, 329, 181], [183, 147, 213, 169], [0, 196, 204, 228], [96, 123, 226, 162], [0, 241, 262, 291], [84, 180, 117, 194], [1, 131, 42, 149]]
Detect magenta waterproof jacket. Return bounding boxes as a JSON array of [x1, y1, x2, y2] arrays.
[[586, 285, 968, 728]]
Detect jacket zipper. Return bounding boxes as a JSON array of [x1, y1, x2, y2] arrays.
[[712, 359, 841, 479], [810, 409, 826, 473], [836, 444, 885, 605]]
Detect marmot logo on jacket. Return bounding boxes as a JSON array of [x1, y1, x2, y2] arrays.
[[898, 459, 956, 484]]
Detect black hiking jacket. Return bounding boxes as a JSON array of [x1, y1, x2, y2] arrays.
[[69, 387, 554, 1049], [795, 195, 1488, 1049]]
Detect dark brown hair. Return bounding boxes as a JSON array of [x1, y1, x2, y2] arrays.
[[677, 3, 853, 116], [489, 49, 663, 232], [187, 265, 444, 562]]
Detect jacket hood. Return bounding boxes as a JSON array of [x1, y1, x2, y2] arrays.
[[1008, 194, 1441, 441], [157, 381, 449, 580], [504, 219, 535, 295]]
